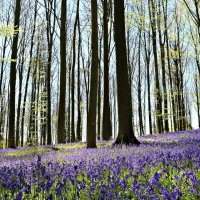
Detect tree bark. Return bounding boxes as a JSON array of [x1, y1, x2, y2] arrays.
[[102, 0, 112, 140], [8, 0, 21, 148], [57, 0, 67, 144], [87, 0, 98, 148], [148, 0, 163, 133], [113, 0, 140, 145]]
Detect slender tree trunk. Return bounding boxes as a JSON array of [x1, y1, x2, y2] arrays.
[[0, 36, 8, 96], [28, 66, 37, 144], [97, 57, 101, 140], [164, 10, 176, 131], [71, 1, 79, 143], [8, 0, 21, 148], [46, 46, 52, 145], [138, 29, 144, 136], [67, 60, 72, 142], [21, 0, 37, 146], [44, 0, 56, 145], [157, 0, 169, 132], [16, 41, 25, 146], [195, 75, 200, 127], [148, 0, 163, 133], [144, 30, 153, 134], [76, 0, 81, 142], [102, 0, 112, 140], [0, 34, 9, 140]]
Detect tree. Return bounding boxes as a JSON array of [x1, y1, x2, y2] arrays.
[[21, 0, 38, 146], [28, 43, 39, 145], [71, 0, 79, 142], [162, 0, 177, 131], [194, 74, 200, 127], [157, 0, 169, 132], [76, 0, 82, 142], [57, 0, 67, 144], [16, 19, 27, 146], [8, 0, 21, 148], [137, 26, 144, 136], [183, 0, 200, 39], [113, 0, 140, 145], [44, 0, 56, 145], [148, 0, 163, 133], [87, 0, 99, 148], [144, 25, 153, 134], [102, 0, 112, 141]]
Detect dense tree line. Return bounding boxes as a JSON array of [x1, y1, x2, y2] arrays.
[[0, 0, 199, 148]]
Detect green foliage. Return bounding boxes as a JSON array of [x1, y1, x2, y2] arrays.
[[0, 135, 3, 148], [4, 147, 49, 157], [0, 24, 23, 37]]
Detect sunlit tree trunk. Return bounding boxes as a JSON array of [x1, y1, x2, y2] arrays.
[[148, 0, 163, 133]]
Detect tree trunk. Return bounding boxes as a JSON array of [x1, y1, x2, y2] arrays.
[[8, 0, 21, 148], [87, 0, 98, 148], [157, 0, 169, 132], [144, 30, 153, 134], [57, 0, 67, 144], [113, 0, 140, 145], [76, 0, 81, 142], [138, 29, 144, 136], [148, 0, 163, 133], [71, 0, 80, 143], [102, 0, 112, 140], [195, 75, 200, 127], [21, 0, 37, 146]]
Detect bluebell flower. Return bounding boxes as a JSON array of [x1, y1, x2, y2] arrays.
[[149, 172, 160, 185]]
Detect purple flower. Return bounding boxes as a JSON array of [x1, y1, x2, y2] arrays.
[[149, 172, 161, 185]]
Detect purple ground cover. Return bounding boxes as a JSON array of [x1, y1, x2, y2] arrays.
[[0, 129, 200, 199]]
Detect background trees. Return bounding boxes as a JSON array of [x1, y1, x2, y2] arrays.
[[0, 0, 198, 148]]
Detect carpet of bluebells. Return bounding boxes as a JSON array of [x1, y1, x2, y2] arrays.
[[1, 129, 200, 199]]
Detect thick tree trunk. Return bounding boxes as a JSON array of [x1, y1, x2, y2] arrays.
[[113, 0, 140, 145], [87, 0, 98, 148], [57, 0, 67, 144]]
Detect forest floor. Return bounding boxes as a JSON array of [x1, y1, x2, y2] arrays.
[[0, 129, 200, 199]]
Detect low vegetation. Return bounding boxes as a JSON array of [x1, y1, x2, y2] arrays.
[[0, 129, 200, 199]]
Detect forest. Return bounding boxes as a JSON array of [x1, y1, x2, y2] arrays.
[[0, 0, 200, 199]]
